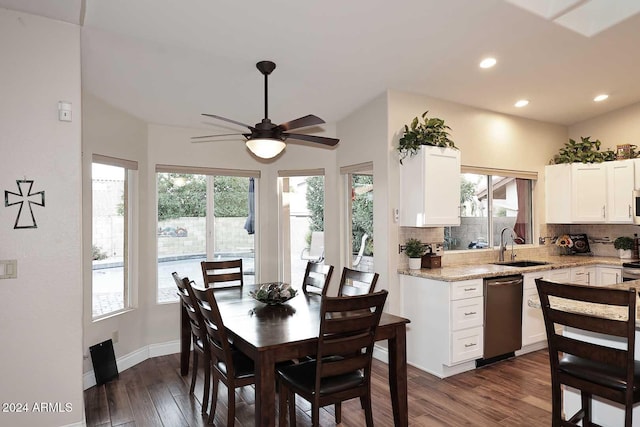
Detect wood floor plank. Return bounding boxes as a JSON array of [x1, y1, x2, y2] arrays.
[[85, 349, 554, 426]]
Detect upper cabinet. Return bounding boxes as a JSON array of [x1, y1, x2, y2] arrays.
[[400, 146, 461, 227], [545, 159, 636, 224]]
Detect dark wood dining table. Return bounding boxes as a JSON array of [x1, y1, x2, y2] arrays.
[[180, 283, 410, 427]]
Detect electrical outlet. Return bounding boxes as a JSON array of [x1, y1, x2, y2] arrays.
[[112, 330, 119, 344]]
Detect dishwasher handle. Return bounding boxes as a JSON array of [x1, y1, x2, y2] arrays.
[[487, 278, 523, 287]]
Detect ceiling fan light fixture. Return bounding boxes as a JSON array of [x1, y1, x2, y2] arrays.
[[246, 138, 286, 159]]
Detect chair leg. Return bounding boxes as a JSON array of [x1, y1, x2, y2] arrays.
[[190, 350, 199, 394], [551, 381, 562, 427], [227, 382, 236, 427], [278, 381, 288, 426], [288, 389, 297, 427], [201, 355, 210, 415], [311, 403, 319, 427], [581, 391, 591, 426], [362, 395, 374, 427], [208, 376, 219, 425], [334, 402, 342, 423]]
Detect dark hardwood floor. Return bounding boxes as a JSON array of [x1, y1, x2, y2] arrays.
[[84, 350, 552, 426]]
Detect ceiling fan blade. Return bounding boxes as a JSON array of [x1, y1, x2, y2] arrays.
[[284, 133, 339, 146], [191, 133, 242, 139], [278, 114, 325, 131], [201, 113, 253, 129]]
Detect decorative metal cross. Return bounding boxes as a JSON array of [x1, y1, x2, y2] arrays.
[[4, 180, 45, 229]]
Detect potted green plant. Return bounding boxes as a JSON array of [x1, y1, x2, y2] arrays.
[[614, 236, 634, 259], [549, 136, 616, 164], [404, 238, 427, 269], [398, 111, 456, 164]]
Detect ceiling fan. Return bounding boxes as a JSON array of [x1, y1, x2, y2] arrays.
[[192, 60, 339, 159]]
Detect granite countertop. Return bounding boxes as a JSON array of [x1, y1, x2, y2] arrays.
[[527, 281, 640, 327], [398, 255, 626, 282]]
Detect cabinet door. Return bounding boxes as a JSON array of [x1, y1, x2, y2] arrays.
[[400, 146, 460, 226], [571, 163, 607, 222], [522, 273, 546, 347], [545, 164, 572, 224], [607, 160, 634, 223], [547, 268, 570, 283], [571, 266, 595, 285], [596, 266, 621, 286]]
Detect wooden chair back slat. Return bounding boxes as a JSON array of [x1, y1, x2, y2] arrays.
[[302, 262, 334, 296], [337, 268, 378, 296], [201, 259, 244, 289]]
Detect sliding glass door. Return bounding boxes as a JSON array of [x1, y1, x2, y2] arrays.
[[156, 170, 256, 303]]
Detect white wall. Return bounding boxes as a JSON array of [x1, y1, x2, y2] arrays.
[[82, 93, 149, 372], [0, 9, 83, 426], [569, 100, 640, 148]]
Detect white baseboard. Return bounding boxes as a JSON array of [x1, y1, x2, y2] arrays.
[[83, 339, 181, 390], [372, 343, 389, 364], [85, 339, 386, 390]]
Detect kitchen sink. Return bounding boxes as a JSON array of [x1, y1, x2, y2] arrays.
[[494, 260, 550, 267]]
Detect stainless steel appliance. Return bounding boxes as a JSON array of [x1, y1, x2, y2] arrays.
[[622, 261, 640, 281], [480, 275, 523, 364]]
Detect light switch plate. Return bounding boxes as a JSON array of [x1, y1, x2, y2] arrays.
[[0, 260, 17, 279]]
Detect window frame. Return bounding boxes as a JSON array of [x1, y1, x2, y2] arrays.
[[446, 166, 536, 252], [91, 155, 139, 320]]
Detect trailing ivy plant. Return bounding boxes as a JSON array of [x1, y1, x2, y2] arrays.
[[549, 136, 616, 164], [398, 111, 456, 164]]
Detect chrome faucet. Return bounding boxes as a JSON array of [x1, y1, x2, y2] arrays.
[[499, 227, 516, 262]]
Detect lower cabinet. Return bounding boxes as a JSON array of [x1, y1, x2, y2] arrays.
[[595, 266, 622, 286], [521, 272, 546, 348], [400, 275, 483, 378]]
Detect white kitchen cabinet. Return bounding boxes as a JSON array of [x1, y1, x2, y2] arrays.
[[521, 272, 547, 348], [595, 266, 622, 286], [546, 160, 635, 224], [570, 266, 596, 285], [399, 146, 461, 227], [571, 163, 607, 222], [545, 164, 572, 224], [400, 275, 482, 378], [547, 268, 571, 283], [606, 160, 634, 223]]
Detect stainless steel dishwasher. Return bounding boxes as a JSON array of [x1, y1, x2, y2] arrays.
[[479, 274, 523, 365]]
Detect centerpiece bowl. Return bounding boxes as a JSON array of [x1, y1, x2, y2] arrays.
[[249, 282, 297, 305]]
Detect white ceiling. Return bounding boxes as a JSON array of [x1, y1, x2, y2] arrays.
[[3, 0, 640, 132]]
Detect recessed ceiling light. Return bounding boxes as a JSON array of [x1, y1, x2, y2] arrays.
[[479, 57, 497, 69], [594, 94, 609, 102], [514, 99, 529, 108]]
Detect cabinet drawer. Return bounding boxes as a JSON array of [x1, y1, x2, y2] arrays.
[[451, 297, 483, 331], [450, 326, 483, 364], [451, 279, 483, 300]]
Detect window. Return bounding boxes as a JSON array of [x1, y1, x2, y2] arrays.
[[92, 155, 138, 319], [341, 163, 374, 273], [156, 166, 258, 303], [445, 168, 534, 251], [278, 171, 325, 286]]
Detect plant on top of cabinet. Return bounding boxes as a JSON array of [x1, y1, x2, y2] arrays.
[[398, 111, 456, 164], [549, 136, 616, 164]]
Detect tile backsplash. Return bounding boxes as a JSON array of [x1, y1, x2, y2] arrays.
[[399, 223, 640, 268]]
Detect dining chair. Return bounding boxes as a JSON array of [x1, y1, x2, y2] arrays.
[[277, 290, 388, 427], [337, 267, 379, 296], [302, 261, 334, 296], [536, 279, 640, 427], [191, 285, 255, 426], [200, 259, 244, 289], [172, 272, 210, 415]]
